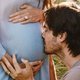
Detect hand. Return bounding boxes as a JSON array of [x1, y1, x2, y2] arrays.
[[1, 54, 43, 80], [9, 4, 44, 24], [1, 54, 33, 80], [30, 60, 43, 76], [2, 53, 43, 76]]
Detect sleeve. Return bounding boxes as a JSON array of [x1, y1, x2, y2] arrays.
[[0, 43, 6, 60], [64, 67, 80, 80]]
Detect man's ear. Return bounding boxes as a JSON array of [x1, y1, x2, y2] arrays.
[[57, 32, 67, 43]]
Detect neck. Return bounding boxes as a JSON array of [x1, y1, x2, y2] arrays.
[[56, 44, 80, 70], [64, 54, 80, 69]]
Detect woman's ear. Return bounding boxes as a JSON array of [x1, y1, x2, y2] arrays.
[[57, 32, 67, 43]]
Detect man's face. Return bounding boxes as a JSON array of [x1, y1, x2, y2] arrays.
[[41, 22, 61, 55]]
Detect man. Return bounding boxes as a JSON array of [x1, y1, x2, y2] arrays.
[[41, 2, 80, 80]]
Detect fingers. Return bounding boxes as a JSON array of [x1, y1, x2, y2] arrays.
[[30, 61, 43, 75], [20, 4, 33, 9], [9, 17, 25, 23], [20, 17, 36, 24], [30, 61, 42, 66], [1, 62, 15, 79], [4, 53, 13, 65], [21, 59, 33, 78], [33, 62, 42, 74], [2, 56, 15, 74], [1, 62, 10, 75], [9, 16, 35, 24], [9, 15, 29, 23], [20, 17, 39, 24], [9, 15, 21, 21], [20, 4, 28, 9], [9, 5, 40, 24], [9, 9, 29, 23], [21, 59, 30, 68], [9, 9, 24, 18], [20, 19, 31, 24], [1, 54, 20, 79], [13, 54, 21, 72], [9, 12, 20, 18]]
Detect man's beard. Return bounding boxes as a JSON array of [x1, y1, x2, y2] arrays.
[[42, 37, 56, 55], [45, 51, 55, 55], [44, 48, 56, 55]]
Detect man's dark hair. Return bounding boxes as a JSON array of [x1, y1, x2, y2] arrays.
[[45, 2, 80, 57]]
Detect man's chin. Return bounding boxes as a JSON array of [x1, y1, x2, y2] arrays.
[[44, 50, 53, 55], [44, 49, 57, 55], [45, 52, 53, 55]]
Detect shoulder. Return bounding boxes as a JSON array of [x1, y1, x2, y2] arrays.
[[64, 66, 80, 80]]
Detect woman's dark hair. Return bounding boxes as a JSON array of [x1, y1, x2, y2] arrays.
[[45, 2, 80, 57]]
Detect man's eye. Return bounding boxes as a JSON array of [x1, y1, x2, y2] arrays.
[[45, 29, 48, 32], [43, 25, 46, 27], [43, 25, 47, 30], [44, 25, 48, 32]]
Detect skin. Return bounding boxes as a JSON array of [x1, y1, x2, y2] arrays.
[[41, 22, 61, 55], [1, 54, 42, 80], [2, 54, 33, 80], [41, 20, 80, 71], [9, 4, 44, 24], [3, 53, 43, 75]]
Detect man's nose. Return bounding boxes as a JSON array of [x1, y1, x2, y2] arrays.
[[41, 27, 45, 36], [41, 31, 45, 38]]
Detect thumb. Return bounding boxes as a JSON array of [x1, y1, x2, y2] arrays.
[[21, 59, 30, 67], [21, 59, 32, 71], [30, 61, 42, 67]]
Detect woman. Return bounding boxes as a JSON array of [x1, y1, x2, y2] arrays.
[[0, 0, 56, 80], [4, 0, 80, 80]]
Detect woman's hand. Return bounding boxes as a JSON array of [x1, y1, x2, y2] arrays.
[[1, 54, 43, 80], [2, 53, 43, 76], [9, 4, 44, 24]]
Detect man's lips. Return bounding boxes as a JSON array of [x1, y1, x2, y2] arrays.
[[42, 37, 45, 45]]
